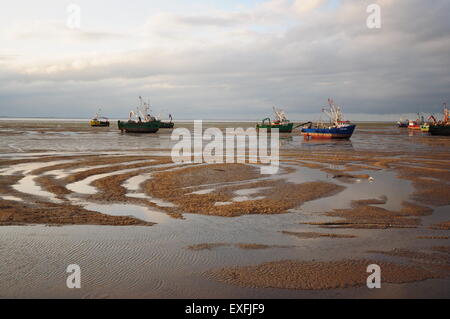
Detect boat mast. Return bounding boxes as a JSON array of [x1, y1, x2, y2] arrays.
[[273, 107, 287, 123], [322, 99, 345, 126]]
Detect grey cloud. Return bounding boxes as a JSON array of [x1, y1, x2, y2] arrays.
[[1, 0, 449, 119]]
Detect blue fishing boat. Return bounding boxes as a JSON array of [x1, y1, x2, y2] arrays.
[[300, 99, 356, 139]]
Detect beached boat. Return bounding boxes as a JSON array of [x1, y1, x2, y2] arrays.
[[397, 118, 409, 128], [408, 114, 424, 130], [90, 109, 110, 127], [420, 123, 430, 132], [118, 97, 160, 133], [429, 103, 450, 136], [158, 114, 174, 128], [256, 107, 294, 133], [420, 115, 439, 132], [408, 121, 421, 130], [300, 99, 356, 139], [429, 125, 450, 136]]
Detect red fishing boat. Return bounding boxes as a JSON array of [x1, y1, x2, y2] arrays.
[[408, 114, 424, 130]]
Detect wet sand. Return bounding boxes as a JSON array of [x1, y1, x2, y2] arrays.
[[207, 259, 441, 290], [144, 164, 344, 217], [0, 199, 153, 226], [0, 120, 450, 297], [280, 231, 357, 239], [187, 243, 293, 250]]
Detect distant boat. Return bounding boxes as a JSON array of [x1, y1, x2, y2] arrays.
[[300, 99, 356, 139], [118, 97, 160, 133], [420, 123, 430, 132], [90, 109, 110, 127], [397, 118, 409, 127], [408, 120, 421, 130], [429, 125, 450, 136], [256, 107, 294, 133], [429, 103, 450, 136], [408, 113, 424, 130]]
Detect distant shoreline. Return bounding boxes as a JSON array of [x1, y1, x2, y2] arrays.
[[0, 117, 396, 123]]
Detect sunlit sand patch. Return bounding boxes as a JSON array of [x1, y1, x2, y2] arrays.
[[302, 198, 432, 229], [144, 163, 344, 217], [207, 259, 440, 290], [0, 199, 153, 226], [34, 175, 71, 199], [429, 221, 450, 230]]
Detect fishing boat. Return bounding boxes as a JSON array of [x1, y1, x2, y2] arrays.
[[419, 115, 435, 132], [118, 97, 160, 133], [408, 114, 424, 130], [300, 99, 356, 139], [397, 118, 409, 128], [429, 103, 450, 136], [90, 109, 110, 127], [256, 107, 294, 133], [429, 125, 450, 136], [158, 114, 174, 129], [420, 123, 430, 132]]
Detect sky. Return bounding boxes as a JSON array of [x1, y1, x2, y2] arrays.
[[0, 0, 449, 121]]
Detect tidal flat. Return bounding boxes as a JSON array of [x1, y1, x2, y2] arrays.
[[0, 119, 449, 298]]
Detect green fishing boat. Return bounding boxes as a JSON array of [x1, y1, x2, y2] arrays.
[[429, 124, 450, 136], [159, 122, 174, 128], [158, 114, 174, 128], [118, 96, 160, 133], [118, 120, 160, 133], [428, 103, 450, 136], [256, 107, 294, 133]]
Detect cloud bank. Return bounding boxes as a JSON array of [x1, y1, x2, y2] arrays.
[[0, 0, 449, 120]]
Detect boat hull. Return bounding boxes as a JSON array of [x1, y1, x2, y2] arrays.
[[429, 125, 450, 136], [118, 120, 160, 133], [90, 120, 110, 127], [301, 125, 356, 139], [256, 123, 294, 133], [159, 122, 174, 129]]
